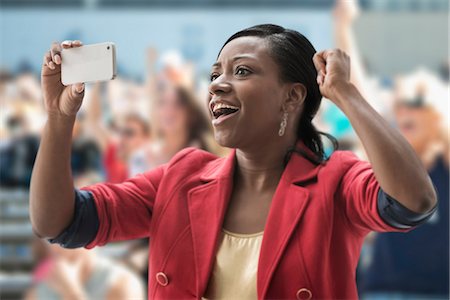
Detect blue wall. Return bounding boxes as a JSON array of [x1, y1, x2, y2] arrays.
[[1, 9, 332, 78]]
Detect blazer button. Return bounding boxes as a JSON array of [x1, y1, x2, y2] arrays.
[[156, 272, 169, 286], [296, 288, 312, 300]]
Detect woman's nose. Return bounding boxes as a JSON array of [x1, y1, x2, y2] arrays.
[[208, 76, 232, 95]]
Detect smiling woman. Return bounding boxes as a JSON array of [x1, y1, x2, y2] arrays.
[[30, 24, 437, 299], [208, 25, 336, 165]]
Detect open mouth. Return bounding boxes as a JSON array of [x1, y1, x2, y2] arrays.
[[212, 103, 240, 119]]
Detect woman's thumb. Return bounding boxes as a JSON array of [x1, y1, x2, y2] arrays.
[[68, 83, 85, 105], [60, 83, 85, 115], [72, 83, 85, 95]]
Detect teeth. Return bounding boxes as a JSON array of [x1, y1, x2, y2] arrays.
[[213, 103, 239, 113]]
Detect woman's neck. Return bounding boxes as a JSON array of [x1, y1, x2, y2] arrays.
[[235, 136, 297, 192]]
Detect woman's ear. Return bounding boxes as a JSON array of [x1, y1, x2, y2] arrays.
[[284, 83, 307, 113]]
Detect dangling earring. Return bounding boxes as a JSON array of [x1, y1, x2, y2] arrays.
[[278, 111, 288, 137]]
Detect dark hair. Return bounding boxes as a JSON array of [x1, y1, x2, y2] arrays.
[[220, 24, 338, 165]]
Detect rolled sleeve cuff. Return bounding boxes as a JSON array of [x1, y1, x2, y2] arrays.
[[48, 189, 99, 248], [377, 188, 438, 229]]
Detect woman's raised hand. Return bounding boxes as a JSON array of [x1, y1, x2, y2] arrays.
[[41, 40, 85, 118], [313, 48, 352, 104]]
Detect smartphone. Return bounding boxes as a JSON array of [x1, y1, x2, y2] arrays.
[[61, 42, 117, 86]]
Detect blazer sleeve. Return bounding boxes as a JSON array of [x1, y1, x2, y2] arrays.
[[335, 150, 418, 236], [81, 163, 167, 249]]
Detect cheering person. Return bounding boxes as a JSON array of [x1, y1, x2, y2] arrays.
[[31, 25, 436, 299]]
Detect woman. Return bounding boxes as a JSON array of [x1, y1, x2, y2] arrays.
[[129, 83, 221, 175], [31, 25, 437, 299]]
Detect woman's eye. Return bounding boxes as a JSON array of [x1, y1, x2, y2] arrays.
[[210, 73, 220, 82], [235, 67, 251, 77]]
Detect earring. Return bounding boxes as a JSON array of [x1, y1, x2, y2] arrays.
[[278, 111, 288, 137]]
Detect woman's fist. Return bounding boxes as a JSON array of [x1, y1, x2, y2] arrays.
[[313, 48, 352, 103], [41, 40, 85, 118]]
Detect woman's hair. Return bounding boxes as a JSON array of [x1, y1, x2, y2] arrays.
[[220, 24, 338, 165], [153, 84, 216, 153], [175, 86, 214, 152], [124, 113, 151, 136]]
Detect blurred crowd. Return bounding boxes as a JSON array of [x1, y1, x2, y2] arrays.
[[0, 45, 227, 189], [0, 0, 448, 299]]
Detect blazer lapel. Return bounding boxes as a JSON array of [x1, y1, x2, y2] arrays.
[[187, 149, 236, 298], [187, 142, 321, 299], [257, 142, 321, 299], [256, 183, 310, 299]]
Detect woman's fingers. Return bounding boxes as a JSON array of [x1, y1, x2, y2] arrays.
[[58, 40, 83, 65], [43, 40, 83, 71], [61, 40, 72, 48], [313, 51, 327, 84], [41, 40, 85, 70], [43, 51, 53, 69], [61, 40, 83, 49], [54, 53, 61, 64], [313, 51, 327, 73], [313, 49, 351, 88], [44, 51, 57, 70], [59, 40, 83, 64], [50, 42, 62, 66], [72, 40, 83, 47]]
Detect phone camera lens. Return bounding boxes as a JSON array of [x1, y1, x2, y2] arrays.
[[107, 46, 110, 50]]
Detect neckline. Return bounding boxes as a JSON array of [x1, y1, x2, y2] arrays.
[[221, 228, 264, 238]]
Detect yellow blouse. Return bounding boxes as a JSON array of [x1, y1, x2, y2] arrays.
[[202, 228, 264, 300]]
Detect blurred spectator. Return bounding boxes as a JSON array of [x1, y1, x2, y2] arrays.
[[360, 69, 449, 299], [0, 112, 40, 188], [105, 113, 151, 181], [128, 47, 225, 175], [71, 113, 102, 180], [0, 69, 44, 188], [25, 239, 145, 300], [131, 83, 217, 174], [84, 82, 151, 183], [334, 0, 449, 298]]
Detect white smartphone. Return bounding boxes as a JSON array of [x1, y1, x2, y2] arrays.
[[61, 42, 117, 86]]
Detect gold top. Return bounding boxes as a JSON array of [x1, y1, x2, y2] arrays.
[[202, 228, 264, 300]]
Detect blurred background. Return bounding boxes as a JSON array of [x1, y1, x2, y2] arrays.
[[0, 0, 448, 299]]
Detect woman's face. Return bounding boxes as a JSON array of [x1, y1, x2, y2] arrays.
[[156, 87, 189, 136], [208, 36, 289, 149], [394, 103, 440, 152], [117, 118, 148, 159]]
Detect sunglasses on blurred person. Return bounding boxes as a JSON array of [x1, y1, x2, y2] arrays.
[[117, 128, 137, 138], [396, 94, 427, 109]]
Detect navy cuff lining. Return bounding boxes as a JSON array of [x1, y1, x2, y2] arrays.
[[48, 189, 99, 248], [377, 188, 438, 229]]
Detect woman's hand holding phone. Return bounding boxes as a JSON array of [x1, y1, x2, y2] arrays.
[[41, 40, 85, 118], [32, 40, 89, 239]]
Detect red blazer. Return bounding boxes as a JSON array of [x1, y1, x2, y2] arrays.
[[83, 141, 410, 299]]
